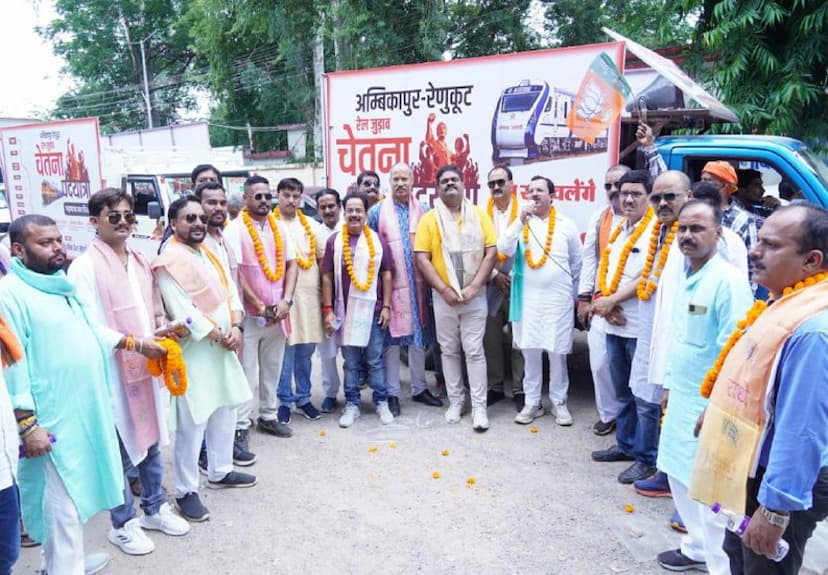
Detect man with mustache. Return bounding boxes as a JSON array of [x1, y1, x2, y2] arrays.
[[153, 197, 255, 523], [357, 170, 382, 209], [415, 165, 498, 431], [692, 204, 828, 575], [367, 162, 441, 416], [224, 176, 298, 448], [275, 178, 326, 424], [590, 170, 658, 482], [651, 200, 753, 573], [483, 165, 526, 411], [70, 188, 190, 556], [321, 193, 395, 428], [496, 176, 582, 426], [0, 214, 148, 574]]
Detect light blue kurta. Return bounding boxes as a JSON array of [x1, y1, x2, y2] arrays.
[[656, 254, 753, 485], [0, 259, 123, 543]]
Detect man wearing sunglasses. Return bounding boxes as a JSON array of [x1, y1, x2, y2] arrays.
[[357, 170, 382, 208], [70, 188, 191, 556], [482, 165, 526, 412], [153, 196, 255, 523], [225, 175, 298, 444]]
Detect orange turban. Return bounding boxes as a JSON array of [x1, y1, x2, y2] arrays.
[[702, 161, 738, 191]]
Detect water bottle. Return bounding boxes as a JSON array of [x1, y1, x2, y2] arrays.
[[710, 502, 789, 562]]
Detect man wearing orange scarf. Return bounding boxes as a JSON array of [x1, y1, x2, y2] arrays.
[[691, 204, 828, 574]]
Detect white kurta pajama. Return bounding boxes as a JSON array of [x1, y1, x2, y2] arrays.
[[498, 212, 582, 407], [154, 246, 251, 497]]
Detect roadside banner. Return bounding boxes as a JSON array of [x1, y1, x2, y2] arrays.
[[324, 42, 626, 234], [0, 118, 102, 256]]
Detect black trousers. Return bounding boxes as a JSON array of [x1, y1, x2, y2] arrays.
[[723, 465, 828, 575]]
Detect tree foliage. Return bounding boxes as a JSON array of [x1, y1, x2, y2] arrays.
[[678, 0, 828, 145], [41, 0, 196, 133]]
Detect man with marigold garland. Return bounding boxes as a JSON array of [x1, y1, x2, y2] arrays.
[[321, 192, 395, 428], [70, 188, 191, 556], [274, 177, 326, 425], [496, 176, 581, 426], [225, 175, 298, 447], [590, 170, 659, 484], [482, 165, 526, 411], [691, 203, 828, 575], [651, 199, 753, 573]]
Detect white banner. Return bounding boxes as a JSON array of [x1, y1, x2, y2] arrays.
[[324, 42, 626, 235], [0, 118, 103, 256]]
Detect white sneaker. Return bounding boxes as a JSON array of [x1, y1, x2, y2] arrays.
[[444, 402, 463, 424], [108, 517, 155, 555], [472, 406, 489, 432], [84, 552, 111, 575], [140, 502, 191, 536], [339, 403, 361, 428], [376, 401, 394, 425], [514, 403, 544, 425], [552, 401, 573, 426]]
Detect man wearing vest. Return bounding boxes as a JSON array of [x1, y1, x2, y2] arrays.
[[414, 164, 498, 431], [691, 204, 828, 575], [367, 162, 441, 416], [224, 176, 299, 447], [153, 197, 255, 523], [577, 164, 629, 436]]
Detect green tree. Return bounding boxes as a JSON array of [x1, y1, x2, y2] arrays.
[[446, 0, 539, 58], [678, 0, 828, 145], [40, 0, 196, 132]]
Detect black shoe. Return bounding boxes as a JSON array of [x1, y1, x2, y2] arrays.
[[175, 492, 209, 522], [487, 390, 505, 406], [297, 401, 321, 421], [412, 389, 443, 407], [618, 461, 657, 484], [233, 429, 257, 467], [513, 392, 525, 412], [656, 549, 707, 571], [593, 419, 616, 436], [591, 445, 635, 462], [387, 396, 401, 416], [198, 444, 208, 476], [208, 470, 257, 489], [257, 417, 293, 438]]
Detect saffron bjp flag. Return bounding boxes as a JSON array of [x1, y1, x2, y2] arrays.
[[567, 53, 631, 144]]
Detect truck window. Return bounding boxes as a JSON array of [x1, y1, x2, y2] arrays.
[[129, 179, 160, 216], [684, 157, 807, 206]]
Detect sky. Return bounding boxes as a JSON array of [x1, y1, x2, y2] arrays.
[[0, 0, 71, 119]]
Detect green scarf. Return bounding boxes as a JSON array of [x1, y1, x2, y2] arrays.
[[509, 244, 524, 322], [11, 257, 76, 297]]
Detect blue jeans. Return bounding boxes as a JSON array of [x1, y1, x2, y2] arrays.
[[606, 334, 659, 466], [110, 436, 166, 528], [0, 482, 20, 575], [278, 342, 316, 407], [342, 313, 388, 406]]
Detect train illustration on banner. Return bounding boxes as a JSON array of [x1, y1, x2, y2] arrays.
[[491, 79, 608, 164]]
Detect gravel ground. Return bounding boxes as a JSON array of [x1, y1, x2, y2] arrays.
[[16, 334, 827, 574]]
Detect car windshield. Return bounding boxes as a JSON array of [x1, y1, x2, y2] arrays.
[[796, 148, 828, 190]]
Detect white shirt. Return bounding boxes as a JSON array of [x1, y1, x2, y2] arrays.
[[579, 207, 623, 296], [0, 369, 18, 490]]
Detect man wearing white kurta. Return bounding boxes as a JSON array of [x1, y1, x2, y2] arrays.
[[70, 189, 190, 556], [655, 200, 753, 573], [590, 170, 659, 485], [153, 197, 255, 523], [497, 176, 582, 426], [577, 164, 628, 436]]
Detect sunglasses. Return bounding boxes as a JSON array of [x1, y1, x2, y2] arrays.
[[106, 211, 136, 224], [487, 178, 507, 189], [604, 183, 620, 192], [253, 192, 274, 201], [182, 214, 209, 224], [649, 192, 683, 204]]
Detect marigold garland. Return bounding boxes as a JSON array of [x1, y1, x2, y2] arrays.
[[523, 207, 556, 269], [700, 271, 828, 398], [147, 338, 188, 396], [274, 207, 316, 270], [242, 208, 285, 282], [597, 207, 655, 296], [342, 224, 377, 292], [637, 220, 678, 300], [488, 193, 518, 263]]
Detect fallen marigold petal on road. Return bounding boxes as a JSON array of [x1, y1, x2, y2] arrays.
[[319, 430, 326, 437], [432, 471, 441, 479], [530, 427, 539, 433], [466, 477, 476, 487], [441, 449, 449, 456], [368, 446, 378, 454], [389, 442, 397, 449], [624, 504, 635, 513]]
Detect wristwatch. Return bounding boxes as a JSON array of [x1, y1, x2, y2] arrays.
[[232, 322, 244, 333], [759, 505, 790, 529], [286, 298, 294, 308]]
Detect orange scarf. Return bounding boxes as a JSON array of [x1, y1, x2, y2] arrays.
[[0, 314, 22, 368]]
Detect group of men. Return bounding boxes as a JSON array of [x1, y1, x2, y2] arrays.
[[0, 134, 825, 575]]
